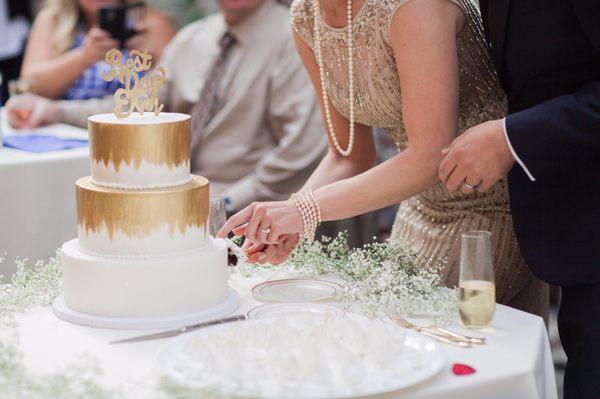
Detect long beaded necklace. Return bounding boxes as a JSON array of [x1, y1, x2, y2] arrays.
[[312, 0, 355, 157]]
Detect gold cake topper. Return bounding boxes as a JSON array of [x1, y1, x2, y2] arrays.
[[102, 49, 166, 118]]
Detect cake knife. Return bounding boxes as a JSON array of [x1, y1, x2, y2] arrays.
[[110, 314, 246, 344]]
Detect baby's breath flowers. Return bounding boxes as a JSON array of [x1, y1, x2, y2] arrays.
[[287, 232, 458, 323], [0, 253, 121, 399]]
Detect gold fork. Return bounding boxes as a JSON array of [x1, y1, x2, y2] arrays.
[[385, 310, 472, 348], [389, 311, 485, 345]]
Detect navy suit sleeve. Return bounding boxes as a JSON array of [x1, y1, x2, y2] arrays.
[[505, 82, 600, 179]]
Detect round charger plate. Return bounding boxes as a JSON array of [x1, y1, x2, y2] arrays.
[[247, 302, 345, 320], [156, 319, 446, 399], [53, 288, 240, 330], [251, 278, 343, 303]]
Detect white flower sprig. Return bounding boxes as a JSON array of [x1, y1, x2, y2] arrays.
[[287, 232, 458, 324]]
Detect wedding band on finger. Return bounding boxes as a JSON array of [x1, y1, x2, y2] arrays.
[[259, 226, 271, 234], [463, 182, 479, 191]]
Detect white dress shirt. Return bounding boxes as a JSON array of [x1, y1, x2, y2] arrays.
[[503, 117, 536, 181]]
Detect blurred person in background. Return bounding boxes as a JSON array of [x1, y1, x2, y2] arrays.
[[17, 0, 174, 101], [8, 0, 328, 216], [0, 0, 32, 104]]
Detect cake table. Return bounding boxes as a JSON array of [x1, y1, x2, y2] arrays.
[[14, 269, 558, 399]]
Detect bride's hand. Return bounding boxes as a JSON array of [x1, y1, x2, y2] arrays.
[[243, 234, 300, 265], [217, 200, 302, 245]]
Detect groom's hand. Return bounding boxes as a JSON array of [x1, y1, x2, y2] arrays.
[[439, 119, 515, 194]]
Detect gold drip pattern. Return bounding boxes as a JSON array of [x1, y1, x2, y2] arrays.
[[77, 175, 208, 239], [88, 117, 191, 171]]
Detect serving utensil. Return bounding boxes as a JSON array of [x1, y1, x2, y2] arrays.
[[110, 314, 246, 344], [385, 310, 472, 348], [390, 312, 485, 345]]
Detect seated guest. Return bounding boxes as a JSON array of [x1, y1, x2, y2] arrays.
[[19, 0, 174, 100], [8, 0, 327, 212]]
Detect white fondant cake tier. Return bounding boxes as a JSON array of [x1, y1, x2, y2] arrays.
[[62, 237, 229, 318], [76, 175, 209, 257], [88, 113, 191, 189], [78, 224, 207, 258]]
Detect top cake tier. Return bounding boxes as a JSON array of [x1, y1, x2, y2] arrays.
[[88, 113, 191, 189]]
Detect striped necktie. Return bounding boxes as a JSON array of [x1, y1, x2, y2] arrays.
[[190, 31, 236, 149]]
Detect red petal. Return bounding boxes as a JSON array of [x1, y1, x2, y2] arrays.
[[452, 363, 476, 375]]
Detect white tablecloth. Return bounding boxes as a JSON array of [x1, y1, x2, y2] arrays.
[[0, 110, 89, 277], [15, 270, 558, 399]]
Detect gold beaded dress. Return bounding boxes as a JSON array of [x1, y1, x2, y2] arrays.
[[291, 0, 548, 317]]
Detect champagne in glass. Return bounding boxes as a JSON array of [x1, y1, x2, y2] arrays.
[[459, 230, 495, 329], [8, 79, 33, 121], [209, 195, 227, 237], [8, 78, 30, 96]]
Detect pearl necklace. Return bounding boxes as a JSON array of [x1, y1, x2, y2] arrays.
[[312, 0, 355, 157]]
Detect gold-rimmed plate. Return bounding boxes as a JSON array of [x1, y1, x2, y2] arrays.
[[247, 302, 345, 320], [251, 278, 343, 303]]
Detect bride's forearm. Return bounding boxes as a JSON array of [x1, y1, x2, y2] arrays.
[[314, 149, 442, 221], [301, 151, 375, 192]]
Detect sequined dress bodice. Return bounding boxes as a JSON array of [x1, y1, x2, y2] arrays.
[[291, 0, 548, 318], [292, 0, 508, 215]]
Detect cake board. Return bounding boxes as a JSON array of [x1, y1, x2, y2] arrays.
[[53, 288, 240, 330]]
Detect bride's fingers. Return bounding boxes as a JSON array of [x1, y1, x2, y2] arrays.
[[270, 244, 287, 265], [244, 206, 266, 243], [247, 251, 266, 264], [232, 223, 248, 237], [257, 245, 277, 265], [244, 241, 265, 255], [266, 229, 284, 245], [217, 206, 254, 238], [271, 236, 297, 265]]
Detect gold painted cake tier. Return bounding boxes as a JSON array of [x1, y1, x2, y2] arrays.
[[88, 113, 191, 171], [77, 175, 208, 239]]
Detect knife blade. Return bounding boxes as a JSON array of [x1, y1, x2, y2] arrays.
[[110, 314, 246, 344]]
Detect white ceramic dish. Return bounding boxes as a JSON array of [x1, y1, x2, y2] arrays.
[[251, 278, 343, 303], [156, 316, 446, 398], [246, 302, 345, 319]]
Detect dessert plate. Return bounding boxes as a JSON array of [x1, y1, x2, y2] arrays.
[[251, 278, 343, 303], [246, 302, 345, 319], [156, 315, 446, 398]]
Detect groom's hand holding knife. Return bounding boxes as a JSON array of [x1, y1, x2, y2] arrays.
[[439, 119, 516, 194]]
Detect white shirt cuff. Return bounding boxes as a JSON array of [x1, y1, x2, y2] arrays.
[[502, 117, 536, 182]]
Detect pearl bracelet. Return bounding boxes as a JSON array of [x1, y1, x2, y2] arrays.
[[291, 188, 322, 243]]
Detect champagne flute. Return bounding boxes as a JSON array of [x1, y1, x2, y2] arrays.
[[209, 195, 227, 237], [459, 230, 496, 329], [8, 79, 33, 122]]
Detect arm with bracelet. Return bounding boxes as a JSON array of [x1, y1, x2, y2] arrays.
[[217, 0, 464, 264]]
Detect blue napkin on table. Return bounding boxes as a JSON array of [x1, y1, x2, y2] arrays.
[[3, 134, 88, 153]]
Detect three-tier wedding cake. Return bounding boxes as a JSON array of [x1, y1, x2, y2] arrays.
[[55, 112, 236, 329]]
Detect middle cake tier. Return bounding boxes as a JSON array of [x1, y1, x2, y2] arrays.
[[77, 175, 209, 257]]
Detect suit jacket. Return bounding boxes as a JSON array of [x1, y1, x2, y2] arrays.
[[480, 0, 600, 286]]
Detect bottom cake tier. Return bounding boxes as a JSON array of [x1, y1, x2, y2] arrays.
[[61, 237, 228, 318]]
